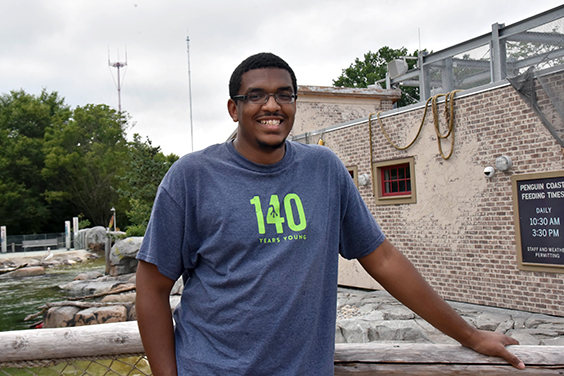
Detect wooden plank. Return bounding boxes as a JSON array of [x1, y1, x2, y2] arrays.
[[335, 363, 564, 375], [0, 321, 144, 362], [1, 322, 562, 374], [334, 343, 564, 366]]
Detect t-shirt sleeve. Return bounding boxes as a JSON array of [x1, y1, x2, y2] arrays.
[[136, 184, 187, 281], [338, 165, 386, 260]]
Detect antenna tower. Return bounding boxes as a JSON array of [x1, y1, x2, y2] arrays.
[[108, 48, 128, 112]]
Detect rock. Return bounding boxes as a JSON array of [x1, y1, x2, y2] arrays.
[[1, 266, 45, 278], [44, 306, 81, 328], [474, 312, 509, 331], [367, 320, 432, 343], [127, 304, 137, 321], [59, 280, 126, 294], [74, 271, 104, 280], [75, 305, 128, 326], [542, 337, 564, 346], [108, 237, 143, 276], [380, 304, 416, 321], [495, 318, 515, 333], [506, 330, 541, 345], [110, 237, 143, 262], [85, 226, 108, 248], [101, 292, 136, 303]]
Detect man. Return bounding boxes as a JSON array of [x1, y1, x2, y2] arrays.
[[136, 52, 525, 375]]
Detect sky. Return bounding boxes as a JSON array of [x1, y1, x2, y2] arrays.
[[1, 1, 563, 157]]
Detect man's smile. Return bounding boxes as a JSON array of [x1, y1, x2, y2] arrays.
[[259, 119, 282, 127]]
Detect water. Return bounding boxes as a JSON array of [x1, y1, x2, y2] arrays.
[[0, 257, 106, 332]]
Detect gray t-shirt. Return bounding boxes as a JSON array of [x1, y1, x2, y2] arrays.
[[137, 140, 385, 375]]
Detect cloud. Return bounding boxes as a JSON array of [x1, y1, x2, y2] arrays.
[[1, 0, 562, 156]]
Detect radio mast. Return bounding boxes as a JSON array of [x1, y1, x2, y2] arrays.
[[108, 48, 128, 112]]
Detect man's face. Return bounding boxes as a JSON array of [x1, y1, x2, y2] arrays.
[[228, 68, 296, 162]]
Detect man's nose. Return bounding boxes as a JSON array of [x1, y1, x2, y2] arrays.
[[262, 95, 281, 111]]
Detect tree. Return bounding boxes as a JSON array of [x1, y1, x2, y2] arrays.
[[118, 134, 178, 236], [42, 104, 130, 228], [333, 47, 422, 107], [0, 90, 71, 234]]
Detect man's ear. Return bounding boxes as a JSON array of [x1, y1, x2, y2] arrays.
[[227, 99, 238, 122]]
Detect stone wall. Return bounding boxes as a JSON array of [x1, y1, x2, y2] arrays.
[[305, 70, 564, 317]]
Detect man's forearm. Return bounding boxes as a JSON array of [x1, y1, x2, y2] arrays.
[[136, 261, 178, 376]]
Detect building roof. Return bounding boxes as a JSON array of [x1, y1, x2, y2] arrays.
[[298, 85, 401, 101]]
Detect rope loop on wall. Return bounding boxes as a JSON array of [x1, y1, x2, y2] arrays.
[[370, 90, 461, 160]]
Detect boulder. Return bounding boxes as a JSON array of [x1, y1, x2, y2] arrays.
[[109, 237, 143, 276], [85, 226, 108, 249], [74, 271, 104, 280], [1, 266, 45, 278], [75, 305, 128, 326], [44, 306, 81, 328], [59, 279, 127, 295], [101, 292, 136, 303]]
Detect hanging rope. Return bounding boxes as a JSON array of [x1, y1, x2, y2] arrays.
[[370, 90, 460, 160]]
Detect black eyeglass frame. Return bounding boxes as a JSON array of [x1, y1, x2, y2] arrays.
[[231, 93, 298, 105]]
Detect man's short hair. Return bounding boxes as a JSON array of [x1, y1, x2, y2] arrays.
[[229, 52, 297, 99]]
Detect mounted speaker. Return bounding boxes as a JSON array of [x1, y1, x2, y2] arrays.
[[387, 59, 408, 78]]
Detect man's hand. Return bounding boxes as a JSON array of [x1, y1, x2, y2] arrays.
[[464, 329, 525, 370]]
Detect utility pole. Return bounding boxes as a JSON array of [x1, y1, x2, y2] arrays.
[[108, 48, 128, 113], [186, 36, 194, 152]]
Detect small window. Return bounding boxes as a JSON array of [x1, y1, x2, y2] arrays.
[[373, 157, 416, 205], [347, 166, 359, 188], [381, 163, 411, 196]]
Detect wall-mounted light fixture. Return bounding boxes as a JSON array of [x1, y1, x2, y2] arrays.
[[358, 173, 370, 187], [495, 155, 513, 172]]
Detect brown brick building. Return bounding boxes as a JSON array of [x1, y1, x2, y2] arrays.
[[292, 68, 564, 317]]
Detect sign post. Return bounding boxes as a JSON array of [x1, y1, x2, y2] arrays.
[[72, 217, 79, 249], [65, 221, 71, 250], [512, 171, 564, 272], [1, 226, 6, 254]]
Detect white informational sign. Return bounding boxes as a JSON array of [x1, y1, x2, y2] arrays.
[[1, 226, 6, 253], [65, 221, 71, 250]]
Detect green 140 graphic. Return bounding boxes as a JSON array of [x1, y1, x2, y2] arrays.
[[250, 194, 307, 234]]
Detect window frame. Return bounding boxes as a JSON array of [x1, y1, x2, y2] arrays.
[[346, 165, 359, 188], [372, 157, 417, 205]]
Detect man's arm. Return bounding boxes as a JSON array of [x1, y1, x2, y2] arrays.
[[136, 260, 178, 376], [359, 239, 525, 370]]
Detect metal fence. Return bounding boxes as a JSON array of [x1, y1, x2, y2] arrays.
[[4, 233, 66, 253]]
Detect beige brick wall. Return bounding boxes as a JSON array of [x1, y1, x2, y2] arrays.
[[306, 73, 564, 317]]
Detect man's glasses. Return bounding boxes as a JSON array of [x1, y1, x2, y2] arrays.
[[232, 92, 297, 105]]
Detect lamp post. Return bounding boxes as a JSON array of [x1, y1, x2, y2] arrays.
[[110, 207, 116, 232]]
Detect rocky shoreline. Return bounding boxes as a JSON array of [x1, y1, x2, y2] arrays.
[[0, 249, 99, 278], [2, 249, 563, 346]]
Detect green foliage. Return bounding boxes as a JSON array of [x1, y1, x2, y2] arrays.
[[119, 134, 179, 236], [0, 89, 175, 236], [77, 213, 91, 229], [333, 47, 423, 107], [42, 104, 130, 228], [0, 90, 71, 234]]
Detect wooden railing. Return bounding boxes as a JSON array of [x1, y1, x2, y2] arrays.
[[1, 322, 562, 375]]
